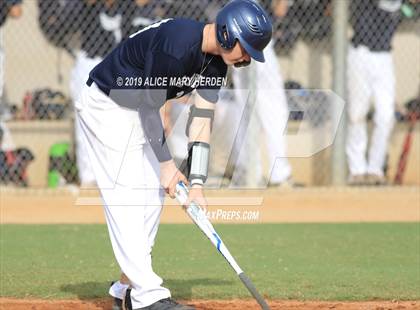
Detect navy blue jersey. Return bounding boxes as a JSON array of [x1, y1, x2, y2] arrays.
[[89, 18, 227, 105], [38, 0, 134, 57], [351, 0, 401, 51], [88, 18, 227, 163]]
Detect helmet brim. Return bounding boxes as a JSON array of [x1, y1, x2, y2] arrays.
[[238, 37, 265, 63]]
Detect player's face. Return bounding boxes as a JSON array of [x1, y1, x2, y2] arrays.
[[221, 41, 251, 67]]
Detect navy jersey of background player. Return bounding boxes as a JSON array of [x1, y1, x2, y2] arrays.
[[38, 0, 135, 58], [350, 0, 402, 52], [89, 18, 227, 106]]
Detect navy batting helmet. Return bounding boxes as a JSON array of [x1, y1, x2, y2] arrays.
[[216, 0, 272, 62]]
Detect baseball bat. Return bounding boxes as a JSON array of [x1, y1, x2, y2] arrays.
[[175, 182, 270, 310], [394, 112, 417, 184]]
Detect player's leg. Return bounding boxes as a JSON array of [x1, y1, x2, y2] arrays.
[[230, 65, 256, 185], [254, 40, 291, 185], [368, 52, 396, 182], [211, 90, 244, 180], [142, 143, 165, 260], [109, 274, 129, 309], [76, 84, 171, 308], [346, 46, 372, 182], [0, 30, 4, 105]]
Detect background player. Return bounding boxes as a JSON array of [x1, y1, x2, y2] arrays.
[[38, 0, 151, 186], [1, 0, 22, 109], [230, 0, 295, 187], [346, 0, 402, 185], [0, 0, 22, 156]]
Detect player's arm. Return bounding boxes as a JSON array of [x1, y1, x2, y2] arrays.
[[139, 51, 188, 198], [187, 95, 213, 153], [185, 94, 214, 184], [138, 99, 188, 198], [183, 93, 216, 207], [160, 103, 172, 137], [182, 57, 226, 206], [8, 0, 23, 19], [272, 0, 289, 18]]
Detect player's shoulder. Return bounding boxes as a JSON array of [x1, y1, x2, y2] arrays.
[[159, 18, 205, 41], [164, 18, 203, 28], [155, 18, 205, 59]]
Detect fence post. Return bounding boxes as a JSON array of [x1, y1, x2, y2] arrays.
[[331, 0, 348, 185]]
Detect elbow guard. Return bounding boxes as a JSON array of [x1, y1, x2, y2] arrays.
[[184, 142, 210, 186]]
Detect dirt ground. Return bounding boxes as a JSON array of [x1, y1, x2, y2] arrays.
[[0, 298, 419, 310], [1, 186, 419, 224], [1, 186, 419, 309]]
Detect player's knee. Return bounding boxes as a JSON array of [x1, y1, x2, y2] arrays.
[[347, 110, 367, 125], [374, 112, 395, 130], [373, 105, 395, 127]]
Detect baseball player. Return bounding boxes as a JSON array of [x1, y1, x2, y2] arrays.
[[75, 1, 272, 309], [346, 0, 402, 185], [0, 0, 22, 159], [1, 0, 22, 112], [39, 0, 145, 186], [230, 0, 293, 187]]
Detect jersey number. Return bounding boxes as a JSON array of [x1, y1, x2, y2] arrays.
[[129, 18, 173, 38]]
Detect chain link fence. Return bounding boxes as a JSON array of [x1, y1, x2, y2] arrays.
[[0, 0, 419, 188]]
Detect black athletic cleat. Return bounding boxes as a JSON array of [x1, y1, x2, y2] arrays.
[[123, 288, 195, 310], [112, 296, 123, 310]]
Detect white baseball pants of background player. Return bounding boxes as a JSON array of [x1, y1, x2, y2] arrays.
[[0, 28, 6, 118], [75, 82, 171, 308], [346, 45, 395, 176], [70, 51, 102, 185], [0, 30, 15, 150], [232, 40, 291, 184], [0, 29, 5, 107]]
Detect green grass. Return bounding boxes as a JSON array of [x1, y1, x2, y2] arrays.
[[0, 223, 419, 300]]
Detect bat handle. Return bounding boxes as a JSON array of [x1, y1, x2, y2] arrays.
[[175, 182, 189, 205]]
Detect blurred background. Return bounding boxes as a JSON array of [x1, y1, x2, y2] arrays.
[[0, 0, 419, 189]]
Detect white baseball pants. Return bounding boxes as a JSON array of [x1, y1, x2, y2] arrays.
[[70, 51, 102, 185], [0, 28, 7, 118], [346, 45, 396, 176], [232, 40, 291, 184], [75, 82, 171, 308], [0, 29, 4, 105]]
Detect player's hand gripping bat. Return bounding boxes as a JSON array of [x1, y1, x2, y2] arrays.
[[175, 182, 270, 310]]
